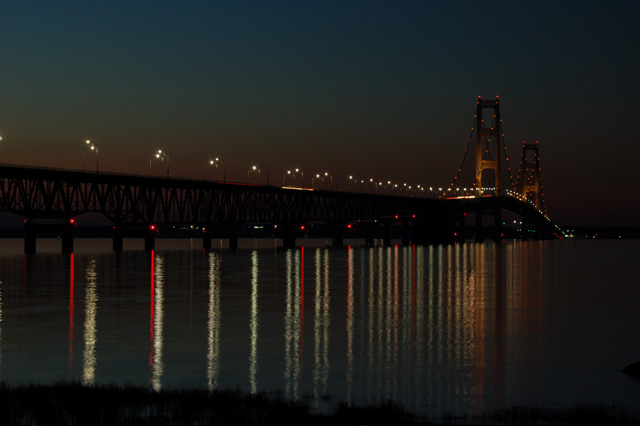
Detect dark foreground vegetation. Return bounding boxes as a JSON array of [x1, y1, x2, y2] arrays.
[[0, 382, 637, 426]]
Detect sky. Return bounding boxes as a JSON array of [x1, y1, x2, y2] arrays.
[[0, 1, 638, 227]]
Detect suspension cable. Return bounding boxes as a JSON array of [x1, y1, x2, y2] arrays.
[[449, 115, 477, 192], [500, 123, 515, 190]]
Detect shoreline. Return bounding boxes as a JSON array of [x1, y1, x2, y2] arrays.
[[0, 382, 637, 425]]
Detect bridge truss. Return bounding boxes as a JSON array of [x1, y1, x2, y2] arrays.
[[0, 164, 441, 225]]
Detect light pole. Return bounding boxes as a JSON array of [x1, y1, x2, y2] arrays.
[[151, 149, 169, 178], [323, 172, 332, 190], [204, 157, 227, 183], [312, 173, 320, 188], [283, 170, 291, 185], [283, 168, 303, 187], [204, 161, 211, 180], [249, 164, 269, 185], [214, 157, 225, 183], [83, 140, 99, 172], [369, 178, 379, 193], [312, 172, 332, 189], [295, 168, 304, 187], [205, 157, 225, 182]]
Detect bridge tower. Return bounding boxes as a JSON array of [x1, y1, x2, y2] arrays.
[[475, 96, 502, 195], [519, 140, 542, 209]]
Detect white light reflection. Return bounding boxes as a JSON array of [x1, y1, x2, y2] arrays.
[[249, 251, 259, 394], [68, 254, 75, 375], [313, 248, 330, 410], [150, 252, 164, 391], [400, 245, 412, 405], [345, 245, 354, 405], [82, 259, 98, 385], [365, 247, 377, 403], [414, 245, 425, 413], [284, 249, 304, 399], [207, 252, 221, 390]]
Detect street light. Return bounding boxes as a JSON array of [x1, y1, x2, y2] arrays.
[[83, 140, 99, 172], [249, 164, 269, 185], [205, 157, 225, 182], [283, 170, 291, 185], [369, 178, 379, 193], [312, 173, 321, 188], [323, 172, 332, 190], [295, 168, 304, 187], [283, 168, 303, 187], [150, 149, 169, 178]]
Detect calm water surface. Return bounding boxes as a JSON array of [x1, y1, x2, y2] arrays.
[[0, 238, 639, 418]]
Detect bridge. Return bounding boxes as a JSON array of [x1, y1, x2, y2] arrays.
[[0, 97, 563, 253]]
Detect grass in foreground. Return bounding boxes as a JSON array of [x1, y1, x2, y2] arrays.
[[0, 382, 637, 425]]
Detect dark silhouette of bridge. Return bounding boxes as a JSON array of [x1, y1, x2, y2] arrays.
[[0, 98, 563, 253]]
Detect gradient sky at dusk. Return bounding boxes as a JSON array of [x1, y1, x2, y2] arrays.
[[1, 1, 638, 227]]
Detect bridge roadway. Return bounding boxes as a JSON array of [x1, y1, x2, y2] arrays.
[[0, 163, 560, 253]]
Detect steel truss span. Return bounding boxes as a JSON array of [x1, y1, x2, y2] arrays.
[[0, 164, 443, 225], [0, 163, 560, 248]]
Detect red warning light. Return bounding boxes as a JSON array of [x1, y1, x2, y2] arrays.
[[150, 224, 156, 231], [347, 224, 352, 229], [300, 225, 305, 230], [69, 218, 75, 224], [395, 214, 399, 219]]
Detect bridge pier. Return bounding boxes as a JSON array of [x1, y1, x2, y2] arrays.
[[111, 225, 157, 252], [113, 227, 124, 251], [24, 219, 75, 254], [144, 227, 156, 252], [410, 210, 456, 245], [275, 224, 300, 248], [453, 213, 466, 242], [492, 209, 503, 242], [61, 221, 74, 254], [327, 222, 346, 247], [203, 233, 212, 250], [229, 230, 238, 250], [24, 220, 36, 254], [474, 209, 503, 242], [359, 221, 377, 247], [382, 220, 392, 247], [474, 212, 484, 242], [401, 218, 411, 246]]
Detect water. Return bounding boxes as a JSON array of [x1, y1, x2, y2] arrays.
[[0, 238, 639, 418]]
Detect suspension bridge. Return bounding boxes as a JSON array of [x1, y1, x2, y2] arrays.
[[0, 97, 563, 253]]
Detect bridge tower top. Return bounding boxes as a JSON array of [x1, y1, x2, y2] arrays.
[[475, 96, 502, 195], [517, 140, 543, 210]]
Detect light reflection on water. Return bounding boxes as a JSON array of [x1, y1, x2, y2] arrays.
[[82, 258, 98, 385], [206, 252, 221, 391], [150, 251, 164, 391], [0, 240, 639, 418], [249, 251, 258, 394]]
